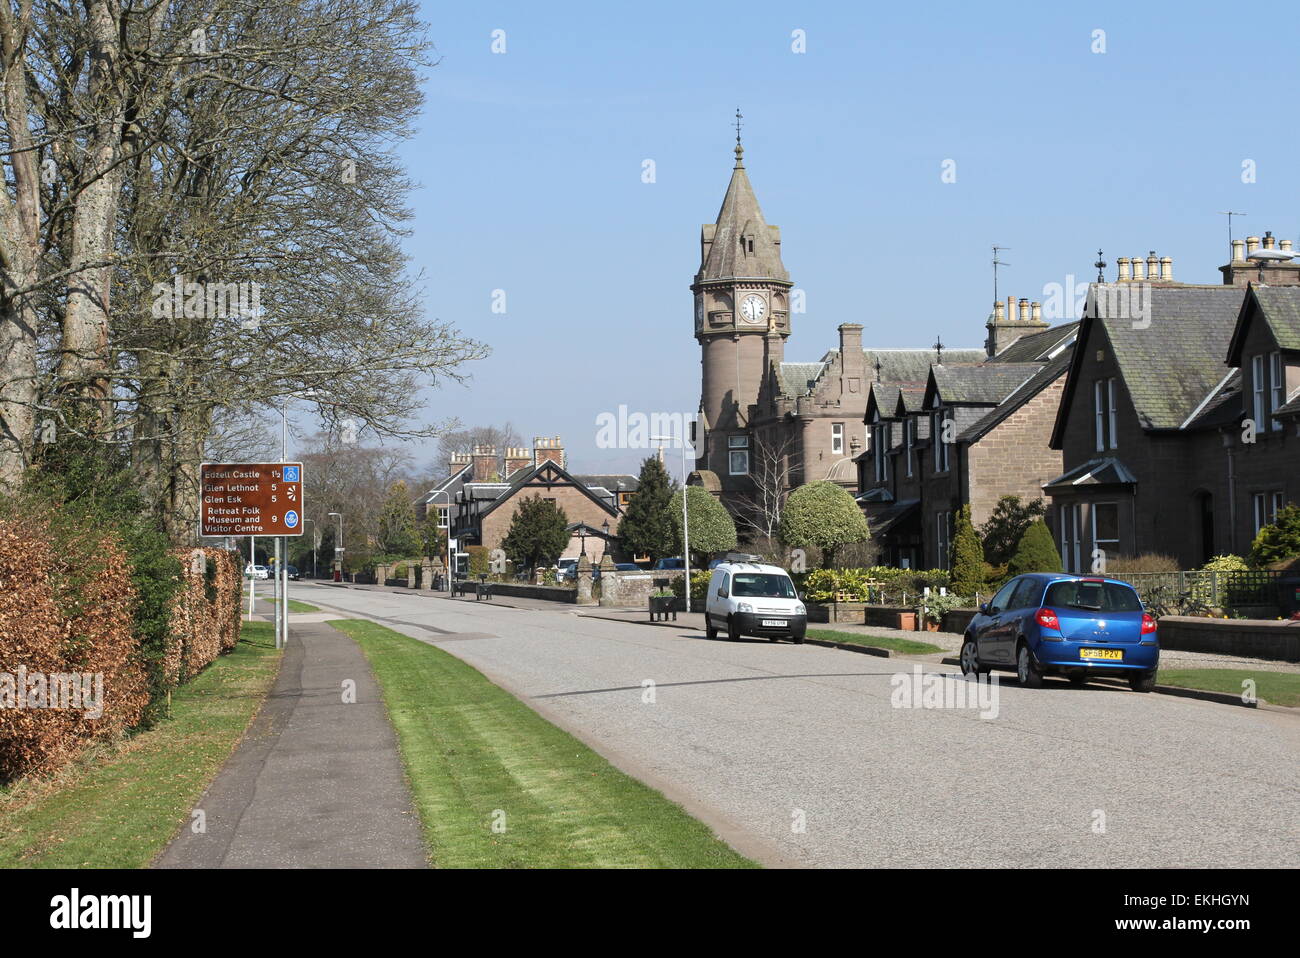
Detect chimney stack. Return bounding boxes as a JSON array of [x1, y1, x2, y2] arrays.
[[450, 451, 471, 475], [838, 324, 865, 377], [471, 444, 498, 482], [533, 437, 565, 469], [503, 446, 532, 477]]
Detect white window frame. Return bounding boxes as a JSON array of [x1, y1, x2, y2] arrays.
[[1060, 503, 1082, 573], [1252, 354, 1267, 429], [1094, 381, 1105, 452], [936, 510, 951, 568], [873, 424, 889, 483], [831, 422, 844, 456], [1107, 378, 1118, 449], [933, 409, 951, 472], [1269, 351, 1284, 431], [905, 419, 914, 477]]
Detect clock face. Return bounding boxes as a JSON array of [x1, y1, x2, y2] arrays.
[[740, 294, 767, 323]]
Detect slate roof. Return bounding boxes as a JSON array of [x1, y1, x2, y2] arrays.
[[777, 348, 984, 399], [957, 351, 1074, 443], [1275, 387, 1300, 420], [1226, 285, 1300, 366], [927, 363, 1042, 406], [1080, 285, 1246, 432], [777, 362, 827, 397], [989, 322, 1079, 363], [1043, 456, 1138, 492], [697, 149, 788, 282]]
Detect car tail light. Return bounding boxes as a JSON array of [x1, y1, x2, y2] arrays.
[[1035, 607, 1061, 631], [1141, 613, 1158, 635]]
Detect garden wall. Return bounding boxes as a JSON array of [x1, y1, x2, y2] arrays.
[[1156, 616, 1300, 662]]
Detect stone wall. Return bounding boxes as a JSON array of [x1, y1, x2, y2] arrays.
[[605, 570, 683, 609], [1156, 616, 1300, 662]]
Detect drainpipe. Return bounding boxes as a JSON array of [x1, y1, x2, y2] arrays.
[[1224, 433, 1237, 555]]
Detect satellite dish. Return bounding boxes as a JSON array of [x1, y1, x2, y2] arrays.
[[1247, 249, 1296, 261]]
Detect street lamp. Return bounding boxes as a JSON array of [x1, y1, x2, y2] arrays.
[[601, 519, 610, 562], [651, 432, 692, 613], [328, 511, 343, 582]]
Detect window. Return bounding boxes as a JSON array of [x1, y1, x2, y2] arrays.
[[936, 510, 952, 567], [932, 409, 951, 472], [831, 422, 844, 455], [1270, 351, 1284, 431], [990, 578, 1019, 612], [1252, 354, 1267, 430], [1094, 378, 1118, 451], [1009, 578, 1044, 611], [728, 435, 749, 476], [1254, 491, 1285, 534], [873, 424, 890, 483], [1091, 502, 1119, 561], [1044, 580, 1141, 612], [731, 573, 797, 598], [905, 419, 915, 477], [1059, 503, 1082, 572]]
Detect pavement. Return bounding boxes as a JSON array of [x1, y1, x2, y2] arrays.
[[287, 581, 1300, 869], [155, 610, 427, 869]]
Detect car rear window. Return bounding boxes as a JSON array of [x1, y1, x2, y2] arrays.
[[731, 573, 797, 598], [1044, 580, 1142, 612]]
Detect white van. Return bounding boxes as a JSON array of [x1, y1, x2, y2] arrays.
[[705, 560, 807, 643]]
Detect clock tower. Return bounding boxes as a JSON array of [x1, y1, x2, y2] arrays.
[[692, 132, 793, 490]]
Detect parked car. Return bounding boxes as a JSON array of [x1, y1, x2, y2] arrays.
[[960, 574, 1159, 691], [286, 565, 300, 581], [557, 558, 578, 582], [653, 557, 685, 570], [704, 560, 806, 644], [244, 564, 270, 580]]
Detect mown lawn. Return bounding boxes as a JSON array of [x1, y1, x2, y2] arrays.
[[0, 623, 281, 868], [334, 619, 756, 868], [265, 597, 319, 613], [807, 628, 944, 656], [1156, 668, 1300, 708]]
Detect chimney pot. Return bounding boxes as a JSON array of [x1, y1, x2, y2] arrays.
[[1246, 235, 1261, 255], [1159, 257, 1173, 282], [1232, 239, 1246, 262], [1117, 257, 1131, 281], [1146, 251, 1159, 277], [1031, 301, 1042, 324], [1264, 231, 1275, 250], [1018, 298, 1030, 322], [992, 301, 1005, 321], [1281, 239, 1294, 253], [1131, 256, 1145, 280]]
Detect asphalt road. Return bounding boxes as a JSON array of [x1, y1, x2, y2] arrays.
[[293, 583, 1300, 869]]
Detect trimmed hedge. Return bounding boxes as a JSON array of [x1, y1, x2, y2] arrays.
[[0, 511, 243, 782]]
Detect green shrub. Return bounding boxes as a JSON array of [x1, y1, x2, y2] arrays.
[[1007, 520, 1063, 577], [1249, 505, 1300, 567], [779, 481, 869, 567], [1104, 553, 1179, 574], [466, 545, 490, 578], [950, 505, 986, 596]]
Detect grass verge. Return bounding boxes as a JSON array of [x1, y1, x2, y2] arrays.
[[0, 623, 281, 868], [263, 597, 319, 613], [1156, 668, 1300, 707], [807, 628, 944, 656], [332, 618, 755, 868]]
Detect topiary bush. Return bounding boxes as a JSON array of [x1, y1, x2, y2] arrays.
[[1007, 520, 1063, 577]]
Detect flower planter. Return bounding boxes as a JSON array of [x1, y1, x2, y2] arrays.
[[649, 595, 677, 621]]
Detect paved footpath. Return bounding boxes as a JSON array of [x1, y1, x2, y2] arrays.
[[155, 619, 427, 868]]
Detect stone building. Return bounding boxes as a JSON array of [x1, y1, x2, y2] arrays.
[[688, 138, 984, 526], [1046, 236, 1300, 570], [858, 316, 1077, 568]]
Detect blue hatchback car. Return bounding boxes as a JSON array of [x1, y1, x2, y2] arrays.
[[960, 573, 1159, 691]]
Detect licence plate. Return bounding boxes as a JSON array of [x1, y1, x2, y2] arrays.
[[761, 619, 787, 628], [1080, 648, 1123, 660]]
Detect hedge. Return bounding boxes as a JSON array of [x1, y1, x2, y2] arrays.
[[0, 510, 243, 782]]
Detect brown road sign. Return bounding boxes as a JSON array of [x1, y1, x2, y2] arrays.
[[200, 462, 304, 537]]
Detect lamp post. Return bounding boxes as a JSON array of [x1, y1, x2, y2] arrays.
[[601, 519, 610, 563], [652, 433, 692, 613], [328, 511, 343, 582]]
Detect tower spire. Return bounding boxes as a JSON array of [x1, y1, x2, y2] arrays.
[[734, 107, 744, 167]]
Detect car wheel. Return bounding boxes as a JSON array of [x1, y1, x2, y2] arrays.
[[959, 637, 981, 676], [1129, 670, 1156, 693], [1016, 642, 1043, 689], [726, 616, 741, 641]]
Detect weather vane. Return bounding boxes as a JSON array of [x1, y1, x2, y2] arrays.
[[933, 335, 945, 365], [734, 107, 743, 145], [1094, 249, 1107, 283]]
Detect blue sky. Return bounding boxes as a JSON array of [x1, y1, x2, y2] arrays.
[[373, 0, 1297, 478]]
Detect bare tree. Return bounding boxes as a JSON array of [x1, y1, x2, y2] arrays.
[[734, 432, 800, 546]]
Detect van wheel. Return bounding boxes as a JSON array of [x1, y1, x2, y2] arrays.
[[1016, 643, 1043, 689], [726, 616, 740, 641], [792, 635, 804, 645]]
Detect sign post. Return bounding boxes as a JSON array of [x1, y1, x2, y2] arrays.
[[201, 463, 304, 650]]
